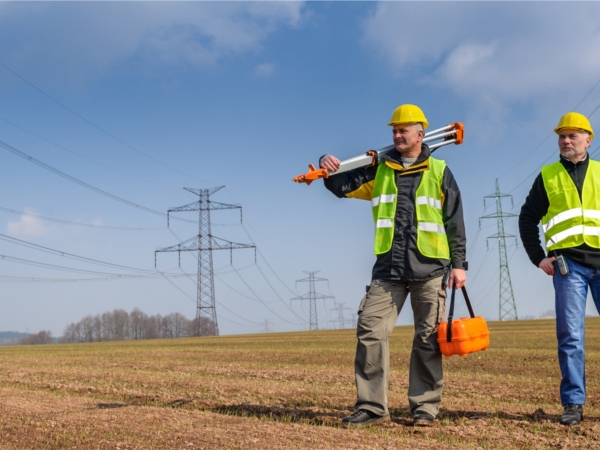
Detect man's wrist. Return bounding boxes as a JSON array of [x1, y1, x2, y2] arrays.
[[451, 261, 467, 270]]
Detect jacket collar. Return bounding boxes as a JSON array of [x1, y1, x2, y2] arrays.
[[382, 144, 431, 174], [382, 143, 431, 165], [560, 152, 588, 169]]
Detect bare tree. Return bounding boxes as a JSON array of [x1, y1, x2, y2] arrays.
[[143, 314, 161, 340], [20, 330, 53, 345], [101, 312, 113, 341], [171, 312, 189, 338], [188, 317, 217, 337], [92, 315, 103, 342], [129, 308, 147, 340], [59, 308, 195, 343], [81, 315, 95, 342]]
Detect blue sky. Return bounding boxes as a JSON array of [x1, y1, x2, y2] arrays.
[[2, 1, 600, 336]]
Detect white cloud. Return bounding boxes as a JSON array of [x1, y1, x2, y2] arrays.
[[0, 2, 307, 82], [254, 63, 276, 77], [6, 209, 53, 239], [362, 2, 600, 101]]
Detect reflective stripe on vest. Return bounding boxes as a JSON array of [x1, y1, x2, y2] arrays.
[[541, 160, 600, 251], [372, 157, 450, 259], [371, 193, 396, 207]]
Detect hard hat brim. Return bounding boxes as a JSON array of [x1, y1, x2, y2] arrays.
[[387, 121, 429, 129], [554, 126, 594, 139]]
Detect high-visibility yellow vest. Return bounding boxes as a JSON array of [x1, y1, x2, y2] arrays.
[[372, 157, 450, 258], [541, 160, 600, 251]]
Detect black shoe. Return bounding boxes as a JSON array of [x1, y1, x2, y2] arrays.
[[341, 409, 390, 428], [413, 411, 435, 427], [560, 404, 583, 426]]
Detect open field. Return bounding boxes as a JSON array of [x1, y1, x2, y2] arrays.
[[1, 319, 600, 449]]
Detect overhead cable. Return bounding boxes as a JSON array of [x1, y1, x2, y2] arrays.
[[157, 268, 256, 328], [0, 253, 162, 277], [499, 75, 600, 182], [506, 89, 600, 194], [0, 232, 157, 273], [0, 61, 214, 185], [0, 115, 180, 190], [0, 206, 165, 230], [0, 139, 195, 224]]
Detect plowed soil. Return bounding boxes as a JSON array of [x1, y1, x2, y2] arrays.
[[1, 319, 600, 449]]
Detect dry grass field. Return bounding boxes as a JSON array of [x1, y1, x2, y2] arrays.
[[1, 319, 600, 449]]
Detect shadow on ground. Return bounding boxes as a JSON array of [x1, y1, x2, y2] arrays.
[[94, 398, 600, 427]]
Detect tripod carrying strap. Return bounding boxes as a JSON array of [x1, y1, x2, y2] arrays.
[[446, 286, 475, 343]]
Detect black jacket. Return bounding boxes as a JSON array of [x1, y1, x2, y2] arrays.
[[323, 144, 467, 282], [519, 153, 600, 269]]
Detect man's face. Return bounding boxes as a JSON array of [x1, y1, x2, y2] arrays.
[[558, 128, 591, 160], [392, 123, 423, 155]]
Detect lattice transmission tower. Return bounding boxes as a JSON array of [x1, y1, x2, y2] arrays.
[[328, 302, 354, 329], [479, 179, 519, 321], [291, 271, 334, 330], [260, 319, 274, 333], [155, 187, 255, 336]]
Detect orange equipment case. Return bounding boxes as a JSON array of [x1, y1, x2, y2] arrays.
[[437, 286, 490, 357]]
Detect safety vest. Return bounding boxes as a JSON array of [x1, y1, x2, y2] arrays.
[[541, 160, 600, 251], [371, 157, 450, 258]]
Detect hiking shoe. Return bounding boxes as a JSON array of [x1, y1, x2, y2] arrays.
[[341, 410, 390, 428], [413, 411, 435, 427], [560, 404, 583, 426]]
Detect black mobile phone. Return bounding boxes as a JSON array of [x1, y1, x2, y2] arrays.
[[556, 255, 569, 276]]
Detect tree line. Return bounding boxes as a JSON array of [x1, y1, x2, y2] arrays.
[[60, 308, 215, 343], [16, 308, 216, 345]]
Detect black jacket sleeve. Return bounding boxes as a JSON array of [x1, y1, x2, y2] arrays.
[[518, 173, 549, 267], [322, 164, 377, 198], [442, 167, 467, 269]]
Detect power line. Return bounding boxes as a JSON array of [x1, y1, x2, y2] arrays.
[[0, 274, 173, 283], [507, 91, 600, 195], [0, 232, 157, 273], [0, 206, 166, 230], [0, 138, 195, 224], [0, 115, 180, 190], [0, 61, 213, 185], [499, 74, 600, 182], [156, 268, 257, 328], [253, 262, 308, 322], [0, 253, 164, 278], [168, 226, 306, 325], [231, 266, 304, 327]]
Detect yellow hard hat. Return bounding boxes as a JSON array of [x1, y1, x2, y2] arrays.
[[554, 112, 594, 139], [388, 104, 429, 129]]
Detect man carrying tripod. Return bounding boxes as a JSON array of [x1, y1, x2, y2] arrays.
[[319, 104, 467, 427]]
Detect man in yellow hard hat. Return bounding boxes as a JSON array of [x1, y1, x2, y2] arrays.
[[519, 111, 599, 426], [319, 104, 467, 427]]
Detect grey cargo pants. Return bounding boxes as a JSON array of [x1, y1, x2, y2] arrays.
[[354, 277, 446, 418]]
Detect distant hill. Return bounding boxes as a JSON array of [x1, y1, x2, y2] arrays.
[[0, 331, 30, 345]]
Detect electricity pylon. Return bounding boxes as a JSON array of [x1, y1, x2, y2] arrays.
[[155, 187, 255, 336], [328, 302, 354, 329], [479, 179, 519, 321], [291, 271, 334, 330], [260, 319, 273, 333]]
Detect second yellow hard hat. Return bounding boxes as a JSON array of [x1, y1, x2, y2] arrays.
[[388, 104, 429, 129], [554, 112, 594, 139]]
